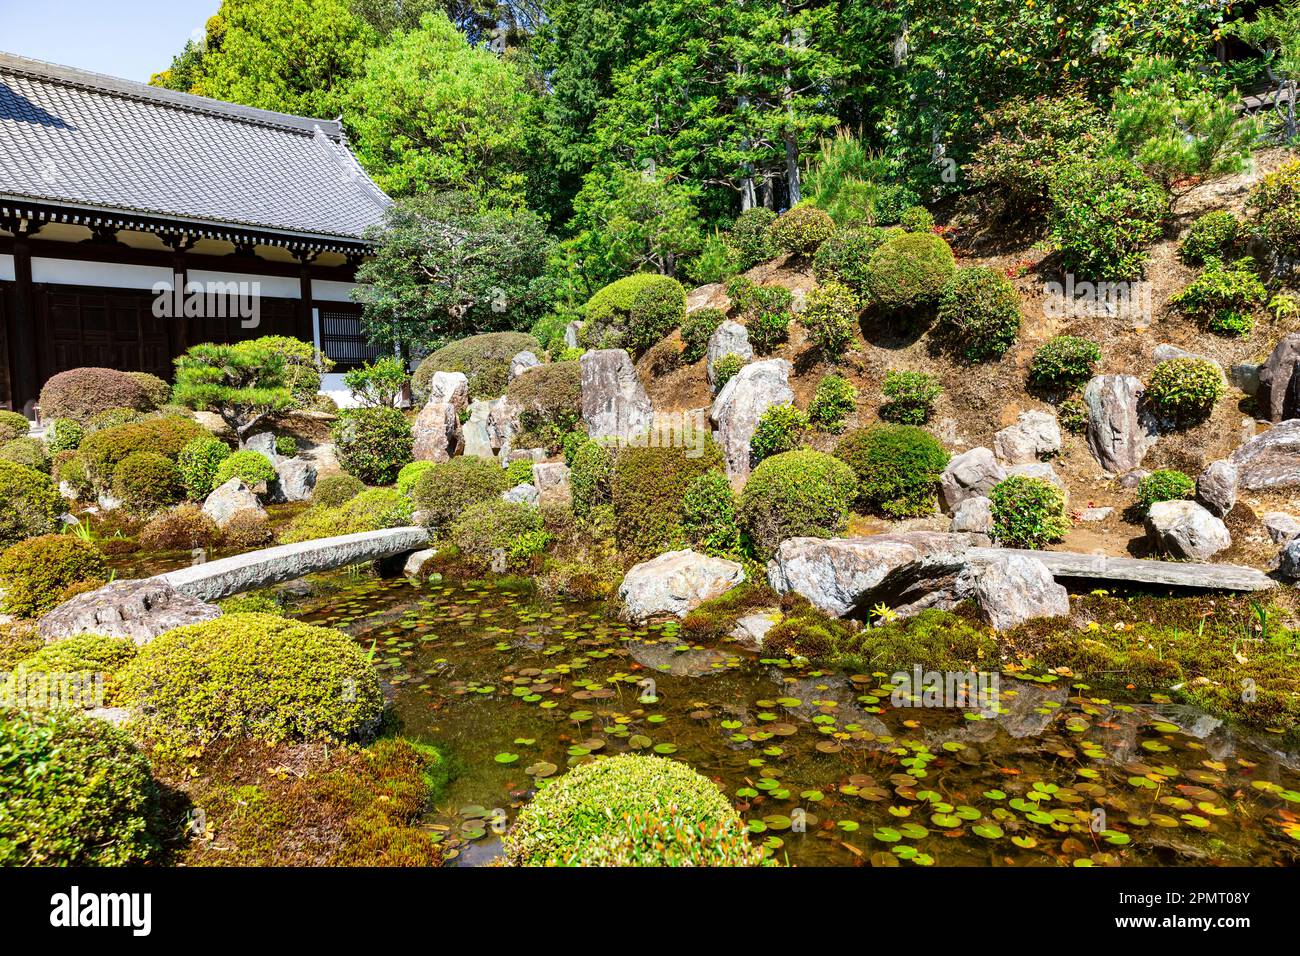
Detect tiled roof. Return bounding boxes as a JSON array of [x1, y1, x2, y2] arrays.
[[0, 52, 391, 244]]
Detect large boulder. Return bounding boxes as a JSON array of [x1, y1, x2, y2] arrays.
[[706, 320, 754, 390], [710, 358, 794, 482], [38, 578, 221, 646], [243, 431, 279, 465], [1084, 374, 1158, 473], [1261, 511, 1300, 545], [412, 400, 461, 463], [580, 349, 654, 441], [563, 322, 583, 349], [618, 549, 746, 622], [202, 478, 265, 528], [1145, 500, 1231, 561], [1255, 333, 1300, 422], [1229, 420, 1300, 491], [425, 371, 469, 414], [531, 462, 572, 506], [1195, 459, 1237, 518], [938, 447, 1005, 514], [267, 456, 317, 503], [958, 555, 1069, 631], [509, 351, 541, 382], [950, 495, 993, 536], [462, 398, 500, 458], [993, 411, 1061, 464]]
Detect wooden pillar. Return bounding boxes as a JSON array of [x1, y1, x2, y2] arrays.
[[163, 233, 193, 361], [296, 250, 317, 342], [5, 219, 42, 417]]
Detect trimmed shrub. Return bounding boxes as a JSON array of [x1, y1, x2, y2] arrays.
[[280, 488, 413, 543], [395, 460, 436, 497], [0, 535, 107, 618], [127, 371, 171, 409], [112, 452, 182, 514], [504, 458, 534, 487], [410, 457, 511, 531], [52, 452, 92, 501], [581, 274, 686, 353], [936, 266, 1022, 361], [729, 207, 779, 269], [990, 475, 1069, 548], [139, 504, 221, 551], [809, 374, 857, 432], [739, 449, 856, 558], [217, 593, 285, 616], [0, 436, 49, 472], [1170, 260, 1266, 337], [899, 204, 935, 232], [628, 279, 689, 353], [750, 404, 809, 466], [834, 425, 948, 518], [85, 407, 145, 435], [570, 440, 615, 517], [78, 416, 207, 491], [1247, 158, 1300, 260], [681, 471, 741, 557], [880, 370, 942, 425], [799, 281, 860, 356], [333, 406, 414, 485], [1137, 469, 1195, 512], [38, 367, 149, 424], [220, 509, 276, 548], [119, 613, 384, 746], [712, 353, 745, 391], [1058, 397, 1089, 434], [1048, 157, 1167, 280], [680, 308, 726, 364], [507, 361, 581, 441], [812, 226, 890, 292], [612, 441, 725, 559], [177, 434, 232, 500], [313, 473, 366, 508], [275, 435, 298, 457], [0, 460, 62, 549], [412, 331, 538, 402], [0, 708, 158, 865], [770, 205, 836, 257], [863, 232, 957, 311], [1145, 358, 1224, 425], [504, 754, 763, 867], [214, 450, 277, 488], [727, 277, 791, 354], [1180, 210, 1240, 265], [0, 410, 30, 443], [44, 418, 83, 453], [1028, 336, 1101, 392], [5, 633, 137, 707], [450, 499, 547, 568]]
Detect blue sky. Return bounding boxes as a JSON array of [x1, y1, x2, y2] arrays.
[[0, 0, 219, 82]]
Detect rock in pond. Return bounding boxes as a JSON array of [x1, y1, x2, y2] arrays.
[[1145, 500, 1231, 561], [619, 549, 745, 622], [958, 555, 1069, 631], [39, 578, 221, 645]]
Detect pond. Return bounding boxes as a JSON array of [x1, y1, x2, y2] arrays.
[[287, 572, 1300, 867]]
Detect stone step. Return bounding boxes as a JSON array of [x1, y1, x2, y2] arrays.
[[967, 548, 1274, 592]]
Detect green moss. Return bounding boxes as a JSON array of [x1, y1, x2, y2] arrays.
[[611, 440, 724, 560]]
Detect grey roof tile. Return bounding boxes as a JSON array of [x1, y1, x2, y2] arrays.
[[0, 51, 391, 242]]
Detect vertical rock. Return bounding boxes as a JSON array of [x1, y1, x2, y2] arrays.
[[1083, 374, 1158, 473], [1256, 333, 1300, 422], [580, 349, 654, 441], [706, 320, 754, 390], [412, 401, 461, 462], [709, 358, 793, 483]]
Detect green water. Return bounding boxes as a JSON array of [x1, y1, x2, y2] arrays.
[[288, 573, 1300, 867]]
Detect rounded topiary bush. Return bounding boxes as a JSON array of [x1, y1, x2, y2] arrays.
[[0, 436, 49, 472], [281, 488, 412, 543], [863, 232, 957, 311], [332, 406, 414, 485], [899, 204, 936, 233], [0, 410, 30, 443], [812, 226, 891, 292], [0, 534, 107, 618], [177, 434, 232, 500], [213, 450, 277, 488], [139, 504, 221, 552], [798, 280, 860, 356], [38, 367, 150, 424], [395, 460, 436, 497], [990, 475, 1069, 548], [312, 473, 366, 508], [749, 404, 809, 466], [1180, 210, 1240, 265], [581, 274, 686, 353], [570, 440, 616, 517], [4, 634, 137, 710], [412, 331, 539, 403], [127, 371, 171, 409], [834, 425, 948, 518], [1137, 469, 1195, 513], [936, 266, 1022, 362], [1028, 336, 1101, 393], [880, 370, 942, 425], [729, 206, 779, 269], [503, 754, 764, 867], [739, 449, 856, 558], [450, 499, 546, 568], [0, 460, 62, 549], [52, 452, 92, 501], [0, 707, 159, 866], [680, 307, 726, 364], [78, 415, 207, 491], [1145, 358, 1224, 426], [628, 279, 689, 353], [221, 508, 275, 548], [85, 407, 145, 435], [113, 451, 183, 513], [808, 374, 857, 432], [770, 205, 836, 257], [119, 613, 384, 746], [681, 470, 740, 557], [44, 418, 83, 453], [507, 361, 582, 441], [411, 457, 512, 531], [612, 441, 725, 559]]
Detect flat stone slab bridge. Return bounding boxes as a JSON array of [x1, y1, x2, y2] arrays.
[[970, 548, 1274, 592], [157, 527, 431, 603]]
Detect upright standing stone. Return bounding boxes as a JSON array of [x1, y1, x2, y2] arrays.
[[425, 371, 469, 414], [1256, 333, 1300, 422], [1084, 374, 1158, 473], [532, 462, 572, 506], [706, 320, 754, 389], [563, 322, 583, 349], [461, 399, 495, 458], [1195, 459, 1237, 517], [412, 401, 461, 462], [710, 358, 793, 483], [580, 349, 654, 441]]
